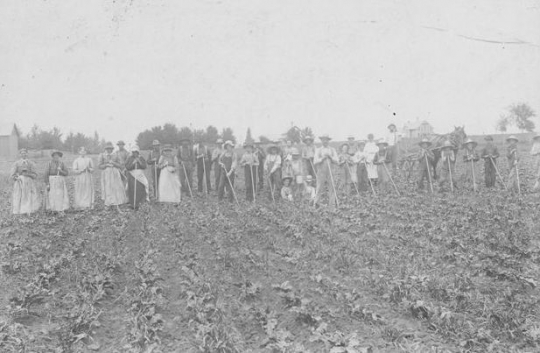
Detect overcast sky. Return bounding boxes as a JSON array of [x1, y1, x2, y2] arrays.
[[1, 0, 539, 144]]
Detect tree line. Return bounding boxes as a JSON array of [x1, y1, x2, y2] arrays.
[[135, 124, 236, 149], [19, 125, 107, 154]]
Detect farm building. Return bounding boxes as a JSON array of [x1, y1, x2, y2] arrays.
[[401, 119, 434, 138], [0, 123, 20, 160]]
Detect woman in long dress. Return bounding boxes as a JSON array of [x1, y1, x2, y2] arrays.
[[158, 145, 181, 203], [11, 148, 41, 215], [364, 134, 379, 185], [126, 147, 149, 209], [72, 147, 95, 210], [98, 142, 127, 208], [45, 150, 70, 213]]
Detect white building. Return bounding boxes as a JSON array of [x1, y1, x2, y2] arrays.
[[401, 119, 434, 139]]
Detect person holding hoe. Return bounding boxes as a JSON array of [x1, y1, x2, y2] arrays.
[[195, 140, 212, 194], [212, 139, 224, 192], [281, 176, 294, 201], [254, 141, 266, 191], [338, 143, 356, 195], [373, 140, 393, 194], [240, 141, 259, 202], [147, 140, 162, 199], [264, 144, 282, 202], [177, 138, 194, 197], [314, 134, 339, 210], [506, 135, 520, 193], [157, 145, 181, 203], [353, 141, 371, 193], [218, 140, 239, 204], [125, 146, 149, 210], [72, 146, 95, 210], [416, 138, 435, 192], [439, 140, 457, 192], [480, 135, 500, 188], [301, 135, 316, 181], [530, 134, 540, 192], [11, 148, 40, 215], [462, 139, 480, 191], [45, 150, 70, 214], [99, 142, 127, 209]]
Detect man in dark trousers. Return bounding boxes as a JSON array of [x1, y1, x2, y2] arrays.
[[147, 140, 162, 199], [177, 139, 194, 196], [254, 142, 266, 190], [480, 135, 499, 188]]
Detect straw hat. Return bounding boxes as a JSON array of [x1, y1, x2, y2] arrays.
[[506, 135, 518, 143], [152, 140, 160, 146], [216, 138, 224, 144], [418, 138, 432, 147], [162, 144, 173, 151], [305, 175, 313, 183], [105, 142, 114, 150], [224, 140, 235, 148], [442, 140, 453, 150], [78, 146, 87, 155], [377, 139, 388, 147], [117, 140, 125, 146], [282, 176, 293, 183], [388, 123, 396, 129], [131, 146, 140, 153], [319, 134, 332, 141], [19, 148, 28, 154], [291, 147, 300, 155], [463, 139, 478, 148], [51, 150, 63, 158], [267, 144, 280, 153]]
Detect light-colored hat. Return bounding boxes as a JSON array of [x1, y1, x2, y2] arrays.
[[152, 140, 160, 146], [377, 139, 388, 147], [19, 148, 28, 154], [442, 140, 453, 149], [162, 144, 173, 151], [224, 140, 235, 148], [357, 140, 366, 145], [78, 146, 87, 155], [243, 142, 254, 148], [282, 176, 293, 183], [418, 138, 432, 147], [463, 139, 477, 148], [506, 135, 518, 143], [105, 142, 114, 150], [131, 146, 140, 153], [291, 147, 300, 155], [340, 143, 350, 150], [117, 140, 125, 146], [51, 150, 63, 157], [388, 123, 396, 129], [303, 136, 314, 143], [179, 138, 192, 145], [267, 144, 280, 153], [319, 134, 332, 141], [347, 135, 355, 140], [305, 175, 313, 182], [216, 138, 224, 144]]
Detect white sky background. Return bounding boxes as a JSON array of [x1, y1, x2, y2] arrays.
[[1, 0, 539, 144]]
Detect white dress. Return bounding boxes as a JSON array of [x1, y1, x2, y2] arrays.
[[363, 142, 379, 179], [73, 156, 95, 209], [11, 159, 41, 215], [158, 156, 181, 203]]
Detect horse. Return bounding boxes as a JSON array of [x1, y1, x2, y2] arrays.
[[399, 126, 467, 180], [428, 126, 467, 179]]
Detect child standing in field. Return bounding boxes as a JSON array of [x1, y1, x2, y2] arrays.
[[281, 176, 294, 201], [374, 140, 391, 193], [506, 135, 520, 193], [11, 148, 41, 215], [462, 139, 480, 191], [303, 175, 316, 204], [530, 135, 540, 191], [439, 141, 457, 192], [416, 138, 434, 191], [481, 135, 499, 188]]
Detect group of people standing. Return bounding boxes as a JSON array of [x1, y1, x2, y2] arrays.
[[8, 125, 539, 215]]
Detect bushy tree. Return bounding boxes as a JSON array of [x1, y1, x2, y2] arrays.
[[497, 103, 536, 133], [205, 125, 220, 143], [221, 127, 236, 144]]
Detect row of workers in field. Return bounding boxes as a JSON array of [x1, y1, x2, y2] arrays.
[[8, 131, 535, 214]]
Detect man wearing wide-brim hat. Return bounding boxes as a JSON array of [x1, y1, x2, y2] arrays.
[[177, 138, 194, 195], [373, 139, 392, 193], [194, 140, 212, 194], [301, 135, 316, 181], [416, 138, 435, 191], [353, 140, 370, 192], [506, 135, 520, 193], [211, 139, 225, 191], [438, 140, 457, 192], [115, 140, 129, 167], [147, 140, 162, 199], [314, 134, 339, 209], [264, 143, 282, 200], [480, 135, 500, 188], [462, 139, 480, 191], [254, 141, 267, 190]]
